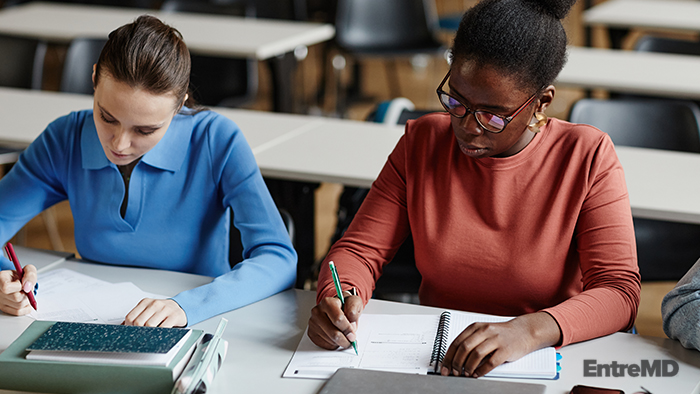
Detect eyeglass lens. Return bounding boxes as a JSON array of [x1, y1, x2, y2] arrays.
[[439, 93, 506, 132]]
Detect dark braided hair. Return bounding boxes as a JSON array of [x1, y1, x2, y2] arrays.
[[452, 0, 576, 93]]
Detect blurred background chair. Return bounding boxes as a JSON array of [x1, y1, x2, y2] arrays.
[[0, 34, 46, 90], [60, 38, 106, 94], [635, 35, 700, 56], [569, 97, 700, 281], [328, 0, 446, 116], [229, 208, 295, 268], [161, 0, 259, 108]]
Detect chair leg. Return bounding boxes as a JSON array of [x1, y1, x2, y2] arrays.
[[41, 208, 64, 251], [332, 53, 348, 117]]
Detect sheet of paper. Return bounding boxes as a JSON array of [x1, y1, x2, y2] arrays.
[[28, 269, 166, 325], [283, 314, 438, 379], [445, 312, 557, 379]]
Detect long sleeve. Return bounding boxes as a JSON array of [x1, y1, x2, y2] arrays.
[[540, 137, 640, 345], [0, 115, 72, 270], [170, 113, 297, 325], [317, 135, 411, 303], [662, 258, 700, 350]]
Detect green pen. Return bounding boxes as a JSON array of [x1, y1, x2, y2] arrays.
[[328, 261, 359, 355]]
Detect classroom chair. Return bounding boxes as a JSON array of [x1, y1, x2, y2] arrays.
[[0, 34, 46, 90], [328, 0, 446, 116], [569, 97, 700, 281], [229, 208, 295, 267], [60, 38, 107, 95], [161, 0, 259, 108]]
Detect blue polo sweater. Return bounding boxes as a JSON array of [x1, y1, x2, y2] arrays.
[[0, 109, 297, 325]]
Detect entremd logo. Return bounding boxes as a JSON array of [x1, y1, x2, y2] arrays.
[[584, 359, 679, 377]]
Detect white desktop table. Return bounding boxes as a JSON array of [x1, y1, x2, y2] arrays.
[[1, 249, 700, 394], [558, 46, 700, 101], [584, 0, 700, 48], [0, 2, 335, 112]]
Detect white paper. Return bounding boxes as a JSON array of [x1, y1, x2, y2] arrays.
[[28, 269, 166, 324], [283, 312, 557, 380]]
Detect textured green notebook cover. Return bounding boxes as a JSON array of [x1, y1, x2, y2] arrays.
[[0, 321, 203, 394], [28, 321, 189, 353]]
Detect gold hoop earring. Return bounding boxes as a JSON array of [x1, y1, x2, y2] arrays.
[[528, 112, 548, 133]]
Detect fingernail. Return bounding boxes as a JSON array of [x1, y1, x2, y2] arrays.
[[23, 282, 33, 293], [346, 333, 356, 342], [452, 369, 459, 376], [441, 366, 449, 376]]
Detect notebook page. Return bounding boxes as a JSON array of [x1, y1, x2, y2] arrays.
[[445, 311, 557, 379], [283, 314, 439, 379]]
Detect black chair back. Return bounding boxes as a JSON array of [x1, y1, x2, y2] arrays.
[[569, 98, 700, 281], [161, 0, 258, 107], [335, 0, 441, 53], [569, 98, 700, 153], [0, 34, 46, 90], [635, 35, 700, 56], [60, 38, 107, 95]]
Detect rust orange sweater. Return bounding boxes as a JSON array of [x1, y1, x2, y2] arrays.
[[317, 113, 640, 346]]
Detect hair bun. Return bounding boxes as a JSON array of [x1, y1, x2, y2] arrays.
[[528, 0, 577, 19]]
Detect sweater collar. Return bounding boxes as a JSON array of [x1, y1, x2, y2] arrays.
[[81, 111, 193, 172]]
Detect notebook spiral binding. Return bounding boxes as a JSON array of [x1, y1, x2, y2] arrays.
[[429, 311, 451, 373]]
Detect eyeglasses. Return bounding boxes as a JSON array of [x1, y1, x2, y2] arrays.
[[436, 70, 539, 133]]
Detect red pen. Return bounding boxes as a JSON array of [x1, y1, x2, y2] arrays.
[[4, 243, 37, 310]]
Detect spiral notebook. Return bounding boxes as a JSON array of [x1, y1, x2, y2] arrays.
[[283, 311, 558, 380]]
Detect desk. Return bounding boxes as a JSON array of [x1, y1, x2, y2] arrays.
[[1, 249, 700, 394], [584, 0, 700, 48], [558, 46, 700, 101], [0, 2, 335, 112]]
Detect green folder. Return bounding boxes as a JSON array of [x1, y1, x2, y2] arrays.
[[0, 321, 204, 394]]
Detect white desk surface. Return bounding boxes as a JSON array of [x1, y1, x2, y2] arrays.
[[254, 117, 405, 187], [558, 46, 700, 101], [0, 2, 335, 59], [1, 251, 700, 394], [584, 0, 700, 33], [0, 87, 321, 152]]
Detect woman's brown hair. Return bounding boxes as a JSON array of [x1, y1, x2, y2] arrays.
[[94, 15, 198, 110]]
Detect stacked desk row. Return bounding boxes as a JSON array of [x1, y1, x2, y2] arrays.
[[2, 87, 700, 276], [1, 247, 699, 394], [0, 2, 336, 113]]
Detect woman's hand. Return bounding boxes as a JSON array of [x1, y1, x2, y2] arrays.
[[440, 312, 561, 378], [308, 292, 363, 350], [124, 298, 187, 328], [0, 265, 37, 316]]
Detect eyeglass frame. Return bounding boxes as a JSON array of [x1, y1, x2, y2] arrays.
[[436, 70, 541, 133]]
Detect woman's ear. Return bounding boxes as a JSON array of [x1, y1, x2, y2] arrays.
[[91, 64, 96, 89], [537, 85, 556, 113]]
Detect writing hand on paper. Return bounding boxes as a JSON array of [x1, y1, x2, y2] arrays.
[[0, 264, 37, 316], [308, 292, 363, 350], [123, 298, 187, 328], [440, 311, 561, 378]]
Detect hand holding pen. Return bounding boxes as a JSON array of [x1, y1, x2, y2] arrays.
[[307, 260, 363, 353], [0, 242, 38, 315]]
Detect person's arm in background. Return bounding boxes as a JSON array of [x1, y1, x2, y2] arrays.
[[0, 114, 72, 315], [131, 115, 297, 327], [662, 258, 700, 350]]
